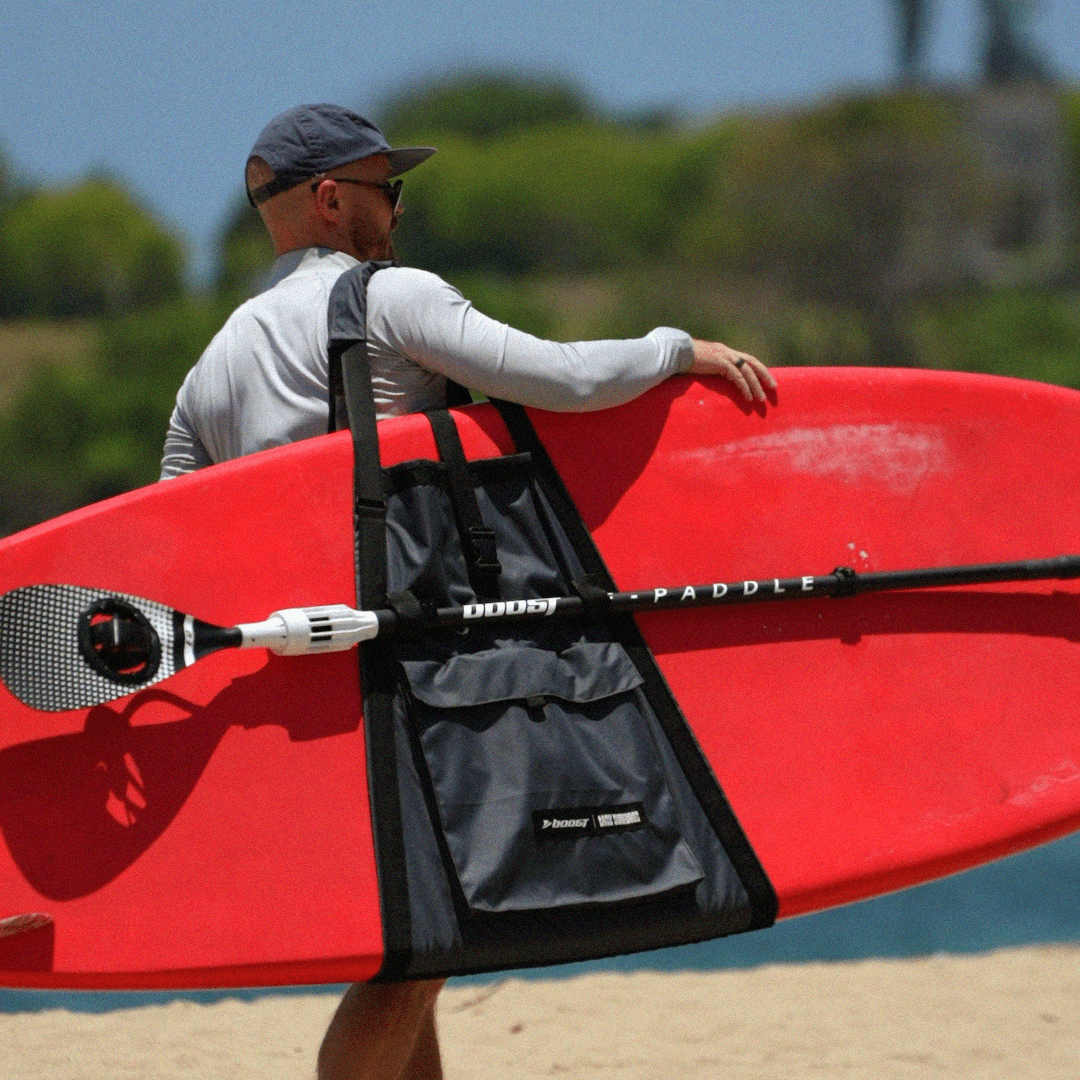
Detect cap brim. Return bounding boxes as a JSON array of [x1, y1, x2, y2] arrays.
[[386, 147, 437, 176]]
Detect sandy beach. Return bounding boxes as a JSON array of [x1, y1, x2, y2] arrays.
[[2, 945, 1078, 1079]]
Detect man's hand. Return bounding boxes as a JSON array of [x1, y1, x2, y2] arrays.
[[690, 340, 776, 404]]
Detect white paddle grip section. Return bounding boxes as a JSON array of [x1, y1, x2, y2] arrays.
[[236, 605, 379, 655]]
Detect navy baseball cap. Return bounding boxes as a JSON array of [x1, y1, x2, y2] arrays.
[[246, 103, 436, 206]]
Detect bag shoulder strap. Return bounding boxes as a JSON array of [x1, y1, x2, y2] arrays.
[[326, 260, 413, 977], [327, 260, 395, 607]]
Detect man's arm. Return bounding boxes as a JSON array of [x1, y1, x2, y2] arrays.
[[366, 268, 774, 411]]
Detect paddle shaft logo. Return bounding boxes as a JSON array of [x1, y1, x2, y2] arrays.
[[460, 578, 822, 624]]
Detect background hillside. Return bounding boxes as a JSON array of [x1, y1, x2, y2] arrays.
[[1, 74, 1079, 535]]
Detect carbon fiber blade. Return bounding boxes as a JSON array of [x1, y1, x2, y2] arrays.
[[0, 585, 180, 712]]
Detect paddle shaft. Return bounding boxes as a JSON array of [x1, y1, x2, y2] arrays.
[[377, 553, 1080, 636]]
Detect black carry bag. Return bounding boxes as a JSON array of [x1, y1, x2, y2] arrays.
[[328, 263, 776, 980]]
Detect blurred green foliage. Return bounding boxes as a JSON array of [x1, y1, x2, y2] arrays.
[[0, 178, 185, 318], [381, 72, 712, 275], [0, 296, 232, 532], [380, 72, 597, 143], [214, 197, 274, 303], [392, 125, 715, 274], [1, 75, 1080, 535]]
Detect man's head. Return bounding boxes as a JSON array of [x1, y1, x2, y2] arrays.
[[245, 104, 436, 260]]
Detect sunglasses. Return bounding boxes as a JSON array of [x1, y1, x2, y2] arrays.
[[311, 176, 403, 213]]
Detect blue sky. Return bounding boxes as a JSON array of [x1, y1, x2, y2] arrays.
[[4, 0, 1080, 282]]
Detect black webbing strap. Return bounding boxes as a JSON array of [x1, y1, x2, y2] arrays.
[[327, 259, 394, 439], [425, 409, 502, 602], [489, 399, 778, 931], [327, 263, 413, 980], [338, 342, 389, 608]]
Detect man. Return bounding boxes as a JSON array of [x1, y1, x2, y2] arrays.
[[160, 103, 775, 1080]]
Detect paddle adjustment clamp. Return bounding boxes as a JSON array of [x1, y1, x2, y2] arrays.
[[236, 605, 379, 655], [830, 566, 860, 598]]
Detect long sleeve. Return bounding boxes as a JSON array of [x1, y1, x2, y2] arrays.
[[366, 267, 694, 412], [160, 396, 215, 478]]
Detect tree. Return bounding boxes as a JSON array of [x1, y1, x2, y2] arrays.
[[0, 178, 185, 318], [895, 0, 931, 81], [379, 72, 597, 142], [982, 0, 1050, 83], [214, 195, 274, 303]]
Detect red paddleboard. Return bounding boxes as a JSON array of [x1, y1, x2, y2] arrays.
[[1, 368, 1079, 988]]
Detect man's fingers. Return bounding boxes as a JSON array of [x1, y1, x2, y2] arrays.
[[690, 340, 776, 402], [734, 354, 776, 402]]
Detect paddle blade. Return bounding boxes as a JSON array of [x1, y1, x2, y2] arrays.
[[0, 585, 183, 712]]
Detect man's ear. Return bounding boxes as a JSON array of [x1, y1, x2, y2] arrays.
[[311, 179, 341, 223]]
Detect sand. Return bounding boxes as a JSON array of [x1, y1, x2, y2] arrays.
[[1, 946, 1078, 1079]]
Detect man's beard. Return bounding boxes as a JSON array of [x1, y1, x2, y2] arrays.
[[349, 220, 395, 261]]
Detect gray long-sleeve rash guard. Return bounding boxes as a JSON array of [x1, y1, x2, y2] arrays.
[[160, 247, 694, 478]]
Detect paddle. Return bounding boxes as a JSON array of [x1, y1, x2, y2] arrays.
[[3, 553, 1079, 712]]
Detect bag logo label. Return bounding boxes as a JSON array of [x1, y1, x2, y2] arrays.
[[532, 802, 648, 844]]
